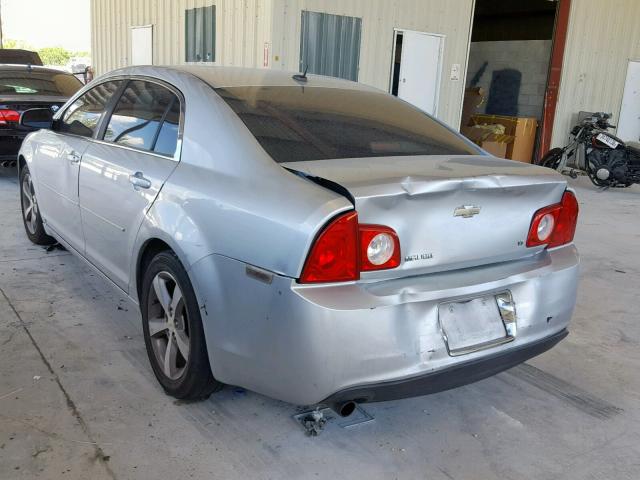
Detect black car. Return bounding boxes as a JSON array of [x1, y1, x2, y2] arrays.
[[0, 65, 83, 166]]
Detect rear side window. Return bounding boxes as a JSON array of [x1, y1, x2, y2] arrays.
[[0, 70, 82, 96], [60, 81, 122, 138], [103, 80, 180, 156], [153, 100, 180, 156], [216, 86, 479, 163]]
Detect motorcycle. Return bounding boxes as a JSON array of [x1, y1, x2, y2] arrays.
[[539, 112, 640, 188]]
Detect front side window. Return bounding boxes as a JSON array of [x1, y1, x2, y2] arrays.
[[216, 86, 479, 163], [103, 80, 180, 155], [60, 81, 122, 138], [185, 5, 216, 62]]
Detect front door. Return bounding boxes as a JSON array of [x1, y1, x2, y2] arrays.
[[79, 79, 181, 291], [392, 30, 444, 117], [34, 81, 122, 251]]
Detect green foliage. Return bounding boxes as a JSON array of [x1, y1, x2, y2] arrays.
[[2, 39, 32, 50], [2, 39, 90, 66], [37, 47, 71, 66]]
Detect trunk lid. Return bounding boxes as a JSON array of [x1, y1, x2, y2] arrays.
[[283, 155, 568, 278]]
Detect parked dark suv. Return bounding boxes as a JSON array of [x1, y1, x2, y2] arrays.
[[0, 65, 82, 166]]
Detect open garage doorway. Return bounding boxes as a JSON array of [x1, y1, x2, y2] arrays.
[[462, 0, 570, 163]]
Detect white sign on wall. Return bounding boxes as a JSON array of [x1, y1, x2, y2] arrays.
[[450, 63, 461, 81], [131, 25, 153, 65]]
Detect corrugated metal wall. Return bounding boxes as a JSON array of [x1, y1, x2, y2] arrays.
[[90, 0, 273, 74], [271, 0, 475, 127], [92, 0, 475, 129], [552, 0, 640, 147]]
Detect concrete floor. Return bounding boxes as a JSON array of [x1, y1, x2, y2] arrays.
[[0, 167, 639, 480]]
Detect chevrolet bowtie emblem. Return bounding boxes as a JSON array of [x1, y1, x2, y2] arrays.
[[454, 205, 481, 218]]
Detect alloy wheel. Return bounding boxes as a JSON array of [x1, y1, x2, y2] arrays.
[[21, 172, 39, 235], [146, 271, 190, 380]]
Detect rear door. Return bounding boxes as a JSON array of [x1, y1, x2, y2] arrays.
[[79, 79, 181, 290], [34, 80, 122, 250]]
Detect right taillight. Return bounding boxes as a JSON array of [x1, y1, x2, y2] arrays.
[[527, 190, 579, 248], [299, 211, 401, 284], [0, 109, 20, 125]]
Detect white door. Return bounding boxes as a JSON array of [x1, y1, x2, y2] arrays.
[[131, 25, 153, 65], [396, 31, 443, 116], [617, 60, 640, 142]]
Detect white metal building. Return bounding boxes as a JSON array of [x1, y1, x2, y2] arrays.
[[90, 0, 640, 151]]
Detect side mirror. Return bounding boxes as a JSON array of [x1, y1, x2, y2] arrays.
[[20, 108, 54, 130]]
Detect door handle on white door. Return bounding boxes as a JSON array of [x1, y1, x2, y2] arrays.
[[129, 171, 152, 190], [67, 151, 82, 164]]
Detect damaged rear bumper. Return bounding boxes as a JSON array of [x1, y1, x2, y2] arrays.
[[189, 244, 579, 406], [323, 328, 568, 405]]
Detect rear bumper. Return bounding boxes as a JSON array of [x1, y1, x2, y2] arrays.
[[190, 245, 579, 406], [0, 130, 28, 159], [324, 328, 568, 405]]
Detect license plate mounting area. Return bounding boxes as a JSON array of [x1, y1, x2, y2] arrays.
[[438, 291, 516, 357]]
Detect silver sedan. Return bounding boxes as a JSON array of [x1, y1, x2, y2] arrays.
[[17, 66, 579, 414]]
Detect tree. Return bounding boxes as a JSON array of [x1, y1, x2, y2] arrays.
[[37, 47, 71, 66], [2, 38, 32, 50]]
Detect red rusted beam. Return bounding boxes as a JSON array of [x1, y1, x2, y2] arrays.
[[539, 0, 572, 161]]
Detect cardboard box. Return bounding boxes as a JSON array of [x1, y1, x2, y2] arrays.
[[470, 114, 538, 163], [461, 87, 485, 129], [461, 125, 513, 159]]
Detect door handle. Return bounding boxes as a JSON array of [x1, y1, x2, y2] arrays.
[[129, 171, 152, 190], [66, 151, 82, 164]]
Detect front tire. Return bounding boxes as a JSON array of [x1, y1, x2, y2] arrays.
[[19, 166, 55, 245], [539, 148, 563, 169], [141, 251, 222, 400]]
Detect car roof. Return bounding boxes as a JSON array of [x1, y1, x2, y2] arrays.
[[0, 64, 73, 75], [101, 65, 380, 92]]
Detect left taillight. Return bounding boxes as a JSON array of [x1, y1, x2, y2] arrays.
[[0, 109, 21, 125], [299, 211, 401, 284], [527, 190, 579, 248], [299, 212, 360, 283], [359, 225, 401, 271]]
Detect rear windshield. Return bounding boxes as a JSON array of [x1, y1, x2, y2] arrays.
[[0, 71, 82, 97], [216, 86, 479, 163]]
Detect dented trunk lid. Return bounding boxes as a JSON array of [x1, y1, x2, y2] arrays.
[[283, 155, 568, 278]]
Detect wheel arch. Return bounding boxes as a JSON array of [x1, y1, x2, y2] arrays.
[[18, 154, 26, 173], [133, 233, 194, 304], [136, 238, 172, 303]]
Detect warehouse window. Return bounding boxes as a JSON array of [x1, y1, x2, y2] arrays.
[[185, 5, 216, 62], [300, 11, 362, 81]]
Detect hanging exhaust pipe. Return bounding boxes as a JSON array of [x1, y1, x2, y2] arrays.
[[330, 400, 357, 417]]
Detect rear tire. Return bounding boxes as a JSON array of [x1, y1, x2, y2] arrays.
[[19, 166, 55, 245], [539, 148, 563, 169], [141, 250, 222, 400]]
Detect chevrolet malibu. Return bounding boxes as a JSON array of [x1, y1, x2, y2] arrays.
[[17, 66, 579, 415]]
